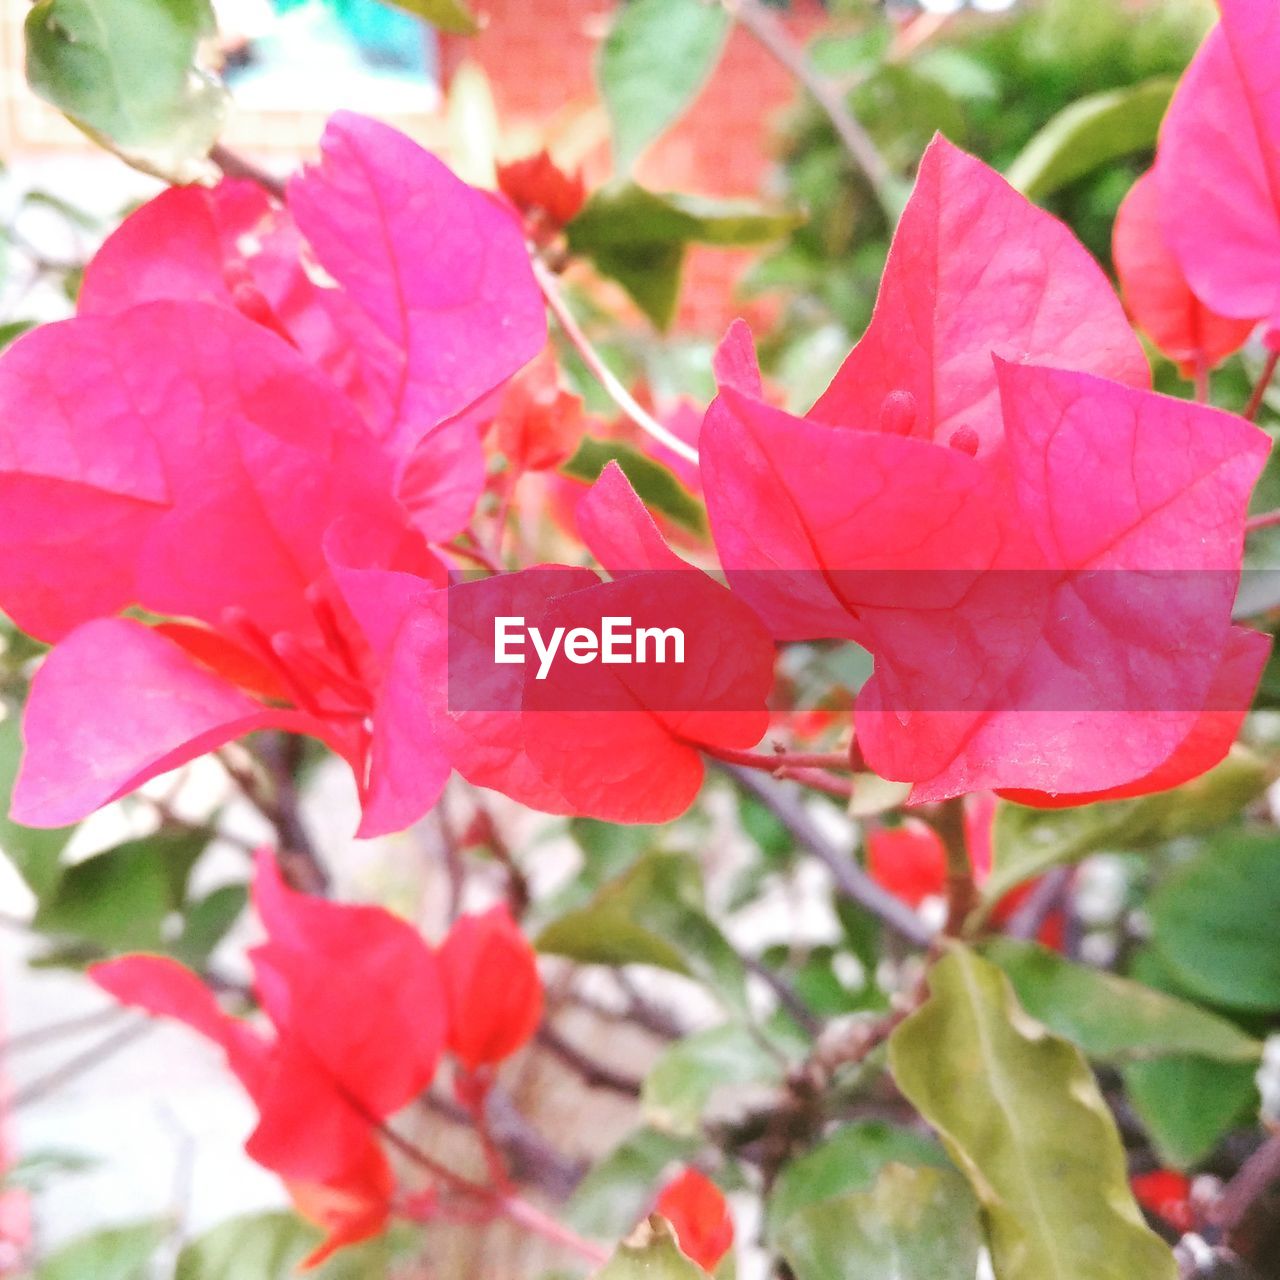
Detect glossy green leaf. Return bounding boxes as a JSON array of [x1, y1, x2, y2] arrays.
[[34, 828, 209, 955], [25, 0, 227, 176], [537, 853, 749, 1014], [1120, 948, 1259, 1168], [889, 947, 1177, 1280], [1006, 78, 1176, 201], [643, 1023, 784, 1136], [600, 0, 730, 173], [562, 438, 706, 535], [389, 0, 478, 34], [777, 1163, 980, 1280], [566, 1126, 699, 1239], [597, 1219, 710, 1280], [984, 938, 1262, 1064], [1150, 829, 1280, 1013], [567, 184, 800, 329], [175, 1211, 405, 1278], [38, 1220, 168, 1280], [766, 1122, 946, 1242], [0, 702, 74, 899], [980, 746, 1270, 911]]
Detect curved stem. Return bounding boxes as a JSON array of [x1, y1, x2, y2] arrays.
[[532, 257, 699, 466], [724, 0, 902, 220], [1246, 507, 1280, 534], [703, 745, 853, 772]]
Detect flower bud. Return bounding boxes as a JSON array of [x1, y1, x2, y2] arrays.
[[440, 905, 543, 1072], [654, 1168, 733, 1272]]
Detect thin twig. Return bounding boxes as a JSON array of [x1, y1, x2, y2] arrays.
[[741, 953, 822, 1037], [1214, 1131, 1280, 1265], [0, 1005, 128, 1056], [724, 0, 902, 220], [209, 144, 287, 201], [1246, 507, 1280, 535], [532, 257, 699, 465], [719, 764, 934, 948], [11, 1021, 152, 1110], [537, 1023, 644, 1097], [1003, 866, 1072, 941]]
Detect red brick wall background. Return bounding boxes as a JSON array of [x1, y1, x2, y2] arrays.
[[442, 0, 825, 332]]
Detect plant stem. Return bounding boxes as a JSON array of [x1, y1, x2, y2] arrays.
[[724, 0, 902, 220], [1245, 507, 1280, 534], [209, 144, 287, 201], [704, 746, 853, 772], [1245, 349, 1280, 421], [921, 797, 975, 936], [531, 257, 699, 465], [719, 763, 934, 948]]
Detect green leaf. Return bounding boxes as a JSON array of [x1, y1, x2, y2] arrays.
[[983, 938, 1262, 1064], [597, 1219, 710, 1280], [599, 0, 730, 173], [565, 1127, 699, 1239], [567, 184, 800, 329], [37, 1220, 168, 1280], [1120, 948, 1259, 1168], [25, 0, 227, 176], [0, 320, 36, 351], [537, 852, 749, 1014], [562, 438, 706, 535], [888, 947, 1177, 1280], [1150, 829, 1280, 1013], [777, 1163, 980, 1280], [766, 1123, 947, 1242], [1006, 78, 1176, 201], [172, 883, 248, 967], [2, 1147, 97, 1193], [175, 1211, 405, 1278], [0, 702, 75, 899], [387, 0, 478, 35], [980, 746, 1271, 911], [643, 1023, 784, 1136], [34, 828, 209, 954]]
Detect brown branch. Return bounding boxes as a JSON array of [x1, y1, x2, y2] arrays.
[[1214, 1131, 1280, 1268], [720, 764, 934, 949], [724, 0, 902, 219], [537, 1023, 644, 1097]]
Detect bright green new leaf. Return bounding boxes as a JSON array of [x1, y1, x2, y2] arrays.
[[562, 438, 706, 535], [1151, 829, 1280, 1013], [25, 0, 227, 176], [888, 947, 1177, 1280], [38, 1220, 169, 1280], [777, 1163, 980, 1280], [984, 938, 1262, 1064], [567, 184, 801, 329], [599, 0, 730, 173], [643, 1023, 785, 1136], [566, 1127, 700, 1239], [390, 0, 478, 34], [1006, 78, 1176, 201], [596, 1219, 710, 1280], [766, 1122, 947, 1242], [980, 746, 1270, 911], [537, 853, 749, 1014]]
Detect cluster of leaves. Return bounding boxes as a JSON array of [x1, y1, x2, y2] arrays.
[[2, 0, 1280, 1278]]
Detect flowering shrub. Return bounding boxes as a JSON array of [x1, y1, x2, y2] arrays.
[[2, 0, 1280, 1277]]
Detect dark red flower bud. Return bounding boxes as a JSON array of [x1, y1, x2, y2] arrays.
[[440, 905, 543, 1071], [654, 1168, 734, 1272]]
